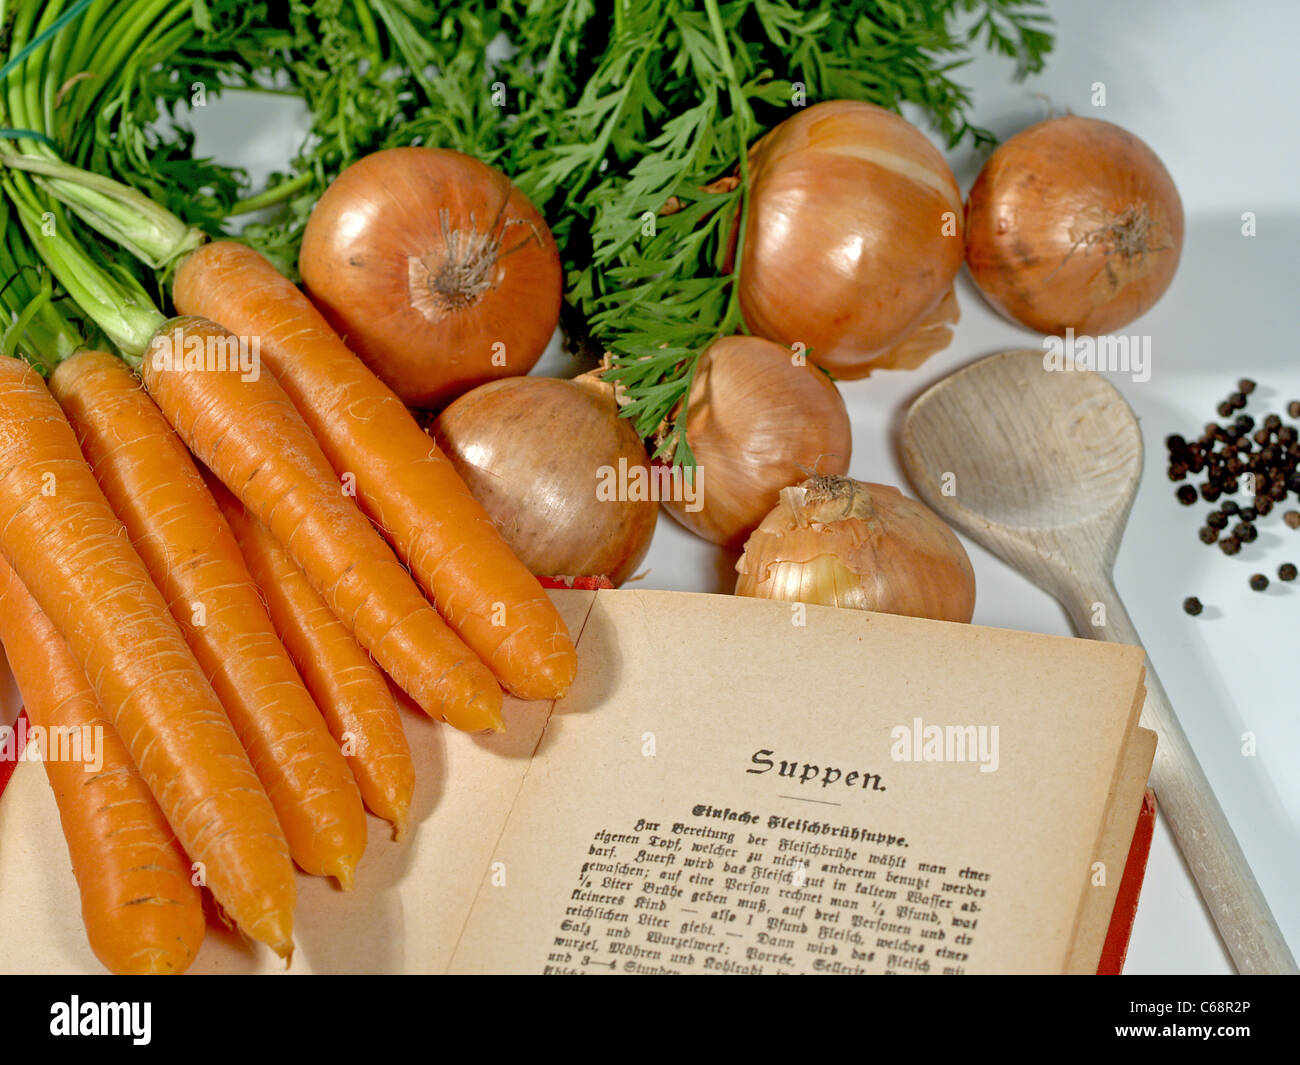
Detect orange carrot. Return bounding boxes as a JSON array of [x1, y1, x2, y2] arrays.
[[137, 316, 503, 732], [0, 555, 206, 975], [211, 479, 416, 837], [0, 356, 295, 956], [50, 350, 368, 886], [173, 242, 577, 702]]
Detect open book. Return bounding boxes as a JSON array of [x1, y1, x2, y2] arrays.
[[0, 588, 1154, 975]]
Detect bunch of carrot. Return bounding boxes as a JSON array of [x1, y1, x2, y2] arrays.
[[0, 199, 577, 973]]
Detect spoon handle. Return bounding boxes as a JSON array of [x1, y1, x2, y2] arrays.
[[1063, 576, 1298, 974]]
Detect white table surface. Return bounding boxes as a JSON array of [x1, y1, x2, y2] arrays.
[[4, 0, 1297, 974]]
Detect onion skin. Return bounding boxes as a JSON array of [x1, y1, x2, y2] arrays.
[[965, 115, 1184, 336], [300, 147, 563, 408], [431, 375, 657, 587], [662, 336, 852, 549], [738, 100, 965, 378], [735, 476, 975, 623]]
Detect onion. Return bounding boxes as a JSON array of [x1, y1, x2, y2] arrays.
[[431, 373, 657, 586], [737, 100, 965, 378], [662, 335, 852, 548], [735, 475, 975, 623], [964, 115, 1184, 335], [300, 147, 563, 408]]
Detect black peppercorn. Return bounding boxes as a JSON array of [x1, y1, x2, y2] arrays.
[[1239, 378, 1256, 395], [1255, 428, 1273, 446], [1202, 483, 1224, 502], [1234, 522, 1259, 543], [1288, 400, 1300, 418], [1279, 563, 1298, 582], [1250, 573, 1269, 592], [1263, 414, 1282, 432], [1285, 510, 1300, 529], [1176, 485, 1198, 505], [1239, 506, 1259, 521], [1206, 511, 1228, 529], [1198, 526, 1219, 544], [1220, 500, 1240, 515], [1218, 401, 1235, 418], [1229, 392, 1248, 411], [1183, 596, 1204, 616], [1220, 536, 1242, 556], [1234, 414, 1255, 434], [1255, 495, 1275, 516], [1279, 425, 1298, 445]]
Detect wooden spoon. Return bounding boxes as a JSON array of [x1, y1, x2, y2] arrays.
[[900, 348, 1296, 974]]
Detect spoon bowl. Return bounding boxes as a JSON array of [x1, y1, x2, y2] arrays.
[[901, 350, 1142, 579]]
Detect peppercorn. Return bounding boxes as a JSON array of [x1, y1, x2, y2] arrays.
[[1285, 510, 1300, 529], [1263, 413, 1282, 432], [1239, 378, 1256, 395], [1254, 428, 1272, 446], [1201, 483, 1223, 502], [1168, 465, 1188, 481], [1288, 400, 1300, 418], [1206, 510, 1228, 529], [1229, 392, 1248, 411], [1218, 401, 1235, 418], [1176, 485, 1198, 505], [1183, 596, 1203, 616], [1198, 526, 1219, 544], [1279, 425, 1298, 445], [1234, 414, 1255, 434], [1234, 522, 1259, 543], [1220, 536, 1242, 556], [1220, 500, 1240, 515], [1250, 574, 1269, 592], [1255, 495, 1274, 516], [1239, 506, 1259, 521], [1279, 563, 1298, 582]]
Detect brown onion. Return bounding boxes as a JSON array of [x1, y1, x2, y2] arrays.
[[300, 147, 563, 408], [431, 374, 657, 586], [735, 475, 975, 623], [662, 335, 852, 549], [737, 100, 965, 378], [965, 115, 1184, 335]]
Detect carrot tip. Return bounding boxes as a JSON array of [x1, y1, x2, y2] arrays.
[[333, 863, 357, 892]]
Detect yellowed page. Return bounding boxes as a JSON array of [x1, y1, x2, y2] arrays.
[[450, 589, 1146, 975], [1063, 725, 1157, 974], [0, 590, 597, 975]]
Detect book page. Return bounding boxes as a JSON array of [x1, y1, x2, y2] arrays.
[[1064, 725, 1157, 973], [449, 589, 1147, 975]]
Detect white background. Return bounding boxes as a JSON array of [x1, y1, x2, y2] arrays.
[[4, 0, 1298, 973]]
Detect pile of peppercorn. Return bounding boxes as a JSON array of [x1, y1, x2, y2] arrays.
[[1168, 381, 1300, 609]]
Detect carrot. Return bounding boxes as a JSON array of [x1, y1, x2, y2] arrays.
[[50, 350, 368, 886], [211, 478, 416, 838], [173, 241, 577, 702], [0, 556, 206, 975], [137, 316, 504, 732], [0, 356, 295, 956]]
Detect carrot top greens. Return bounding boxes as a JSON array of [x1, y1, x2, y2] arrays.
[[1, 0, 1053, 459]]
